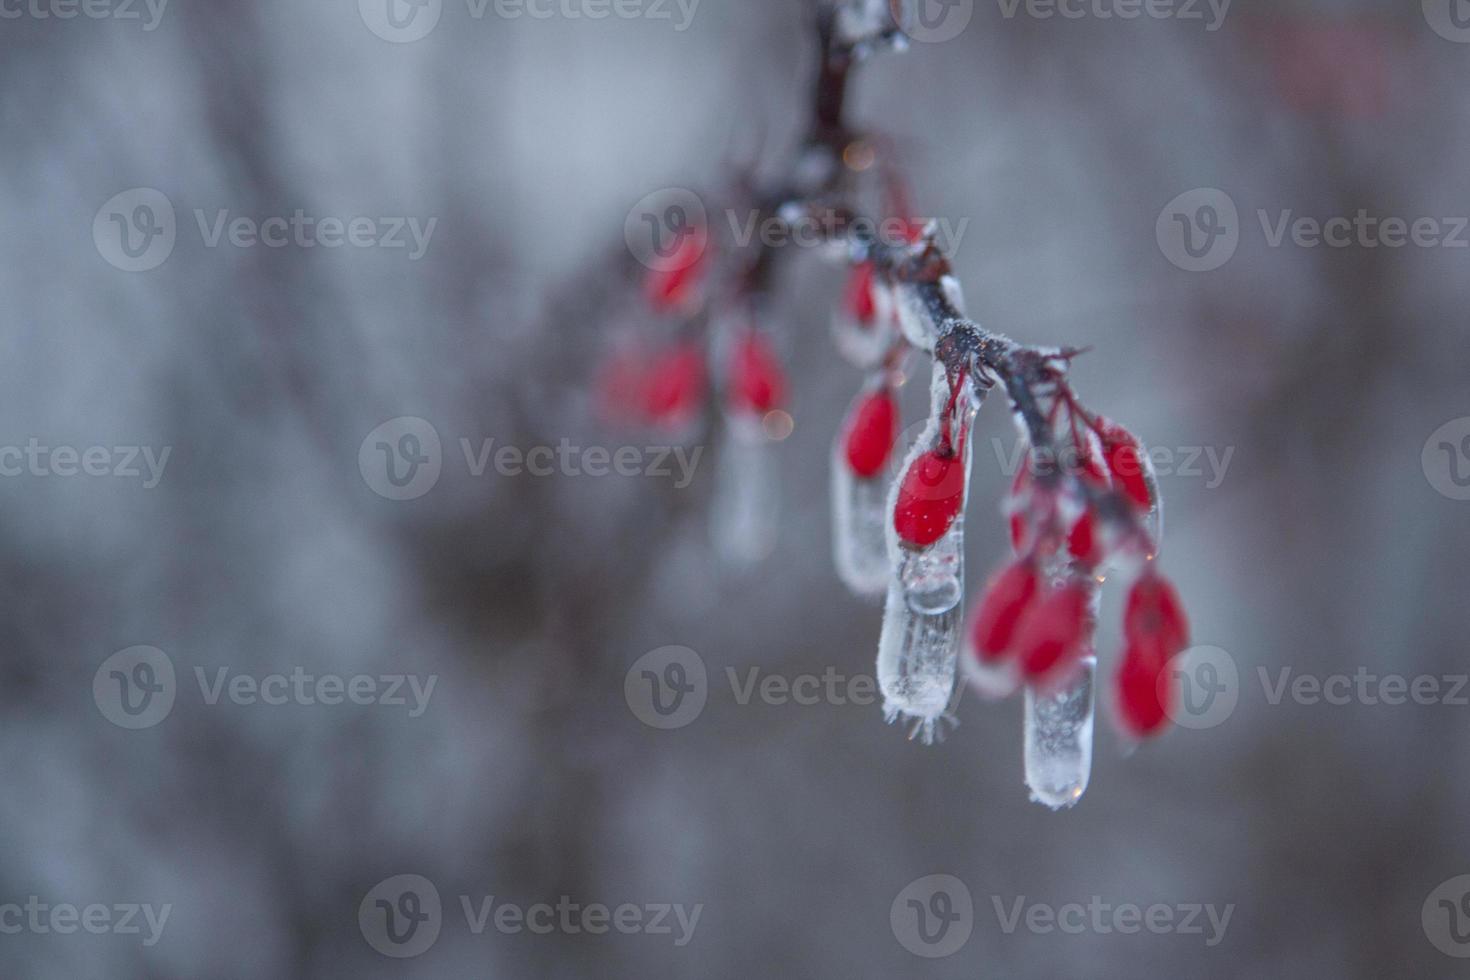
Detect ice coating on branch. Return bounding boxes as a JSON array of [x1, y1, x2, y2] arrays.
[[1024, 656, 1096, 810], [876, 578, 964, 744], [892, 275, 965, 352], [832, 382, 901, 598], [711, 411, 778, 567]]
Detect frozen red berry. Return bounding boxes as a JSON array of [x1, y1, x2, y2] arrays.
[[727, 330, 786, 415], [1115, 640, 1172, 737], [1124, 571, 1190, 659], [969, 559, 1039, 662], [843, 261, 878, 325], [1067, 508, 1099, 565], [1015, 581, 1091, 680], [843, 387, 899, 478], [893, 447, 967, 547], [644, 230, 708, 313], [643, 342, 706, 428], [1096, 420, 1152, 512]]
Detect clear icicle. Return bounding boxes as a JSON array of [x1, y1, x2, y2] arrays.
[[876, 581, 965, 743], [875, 359, 983, 741], [831, 378, 900, 598], [831, 453, 893, 598], [1024, 655, 1096, 810], [711, 411, 778, 567]]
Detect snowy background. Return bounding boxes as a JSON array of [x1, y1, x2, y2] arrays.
[[2, 0, 1469, 976]]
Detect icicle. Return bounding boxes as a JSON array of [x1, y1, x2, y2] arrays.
[[876, 581, 966, 743], [1023, 655, 1096, 810], [876, 359, 983, 740], [831, 376, 901, 598], [711, 410, 779, 567]]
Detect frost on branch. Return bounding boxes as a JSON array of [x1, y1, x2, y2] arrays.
[[596, 0, 1193, 807]]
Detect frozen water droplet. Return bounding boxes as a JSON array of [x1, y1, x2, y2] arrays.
[[712, 411, 778, 567], [832, 449, 894, 599], [1023, 656, 1095, 810], [876, 578, 962, 744]]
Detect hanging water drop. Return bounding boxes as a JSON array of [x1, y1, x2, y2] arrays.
[[1023, 656, 1096, 810]]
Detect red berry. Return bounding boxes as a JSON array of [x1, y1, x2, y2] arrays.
[[893, 447, 967, 547], [1097, 420, 1152, 511], [843, 261, 877, 325], [843, 388, 899, 478], [969, 560, 1039, 662], [727, 330, 786, 415], [644, 230, 708, 313], [643, 343, 706, 427], [1015, 582, 1091, 680], [596, 350, 648, 425], [1115, 640, 1172, 737], [1067, 508, 1098, 565], [1124, 572, 1190, 658], [1008, 466, 1031, 553]]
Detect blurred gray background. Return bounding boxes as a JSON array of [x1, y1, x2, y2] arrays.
[[2, 0, 1469, 976]]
